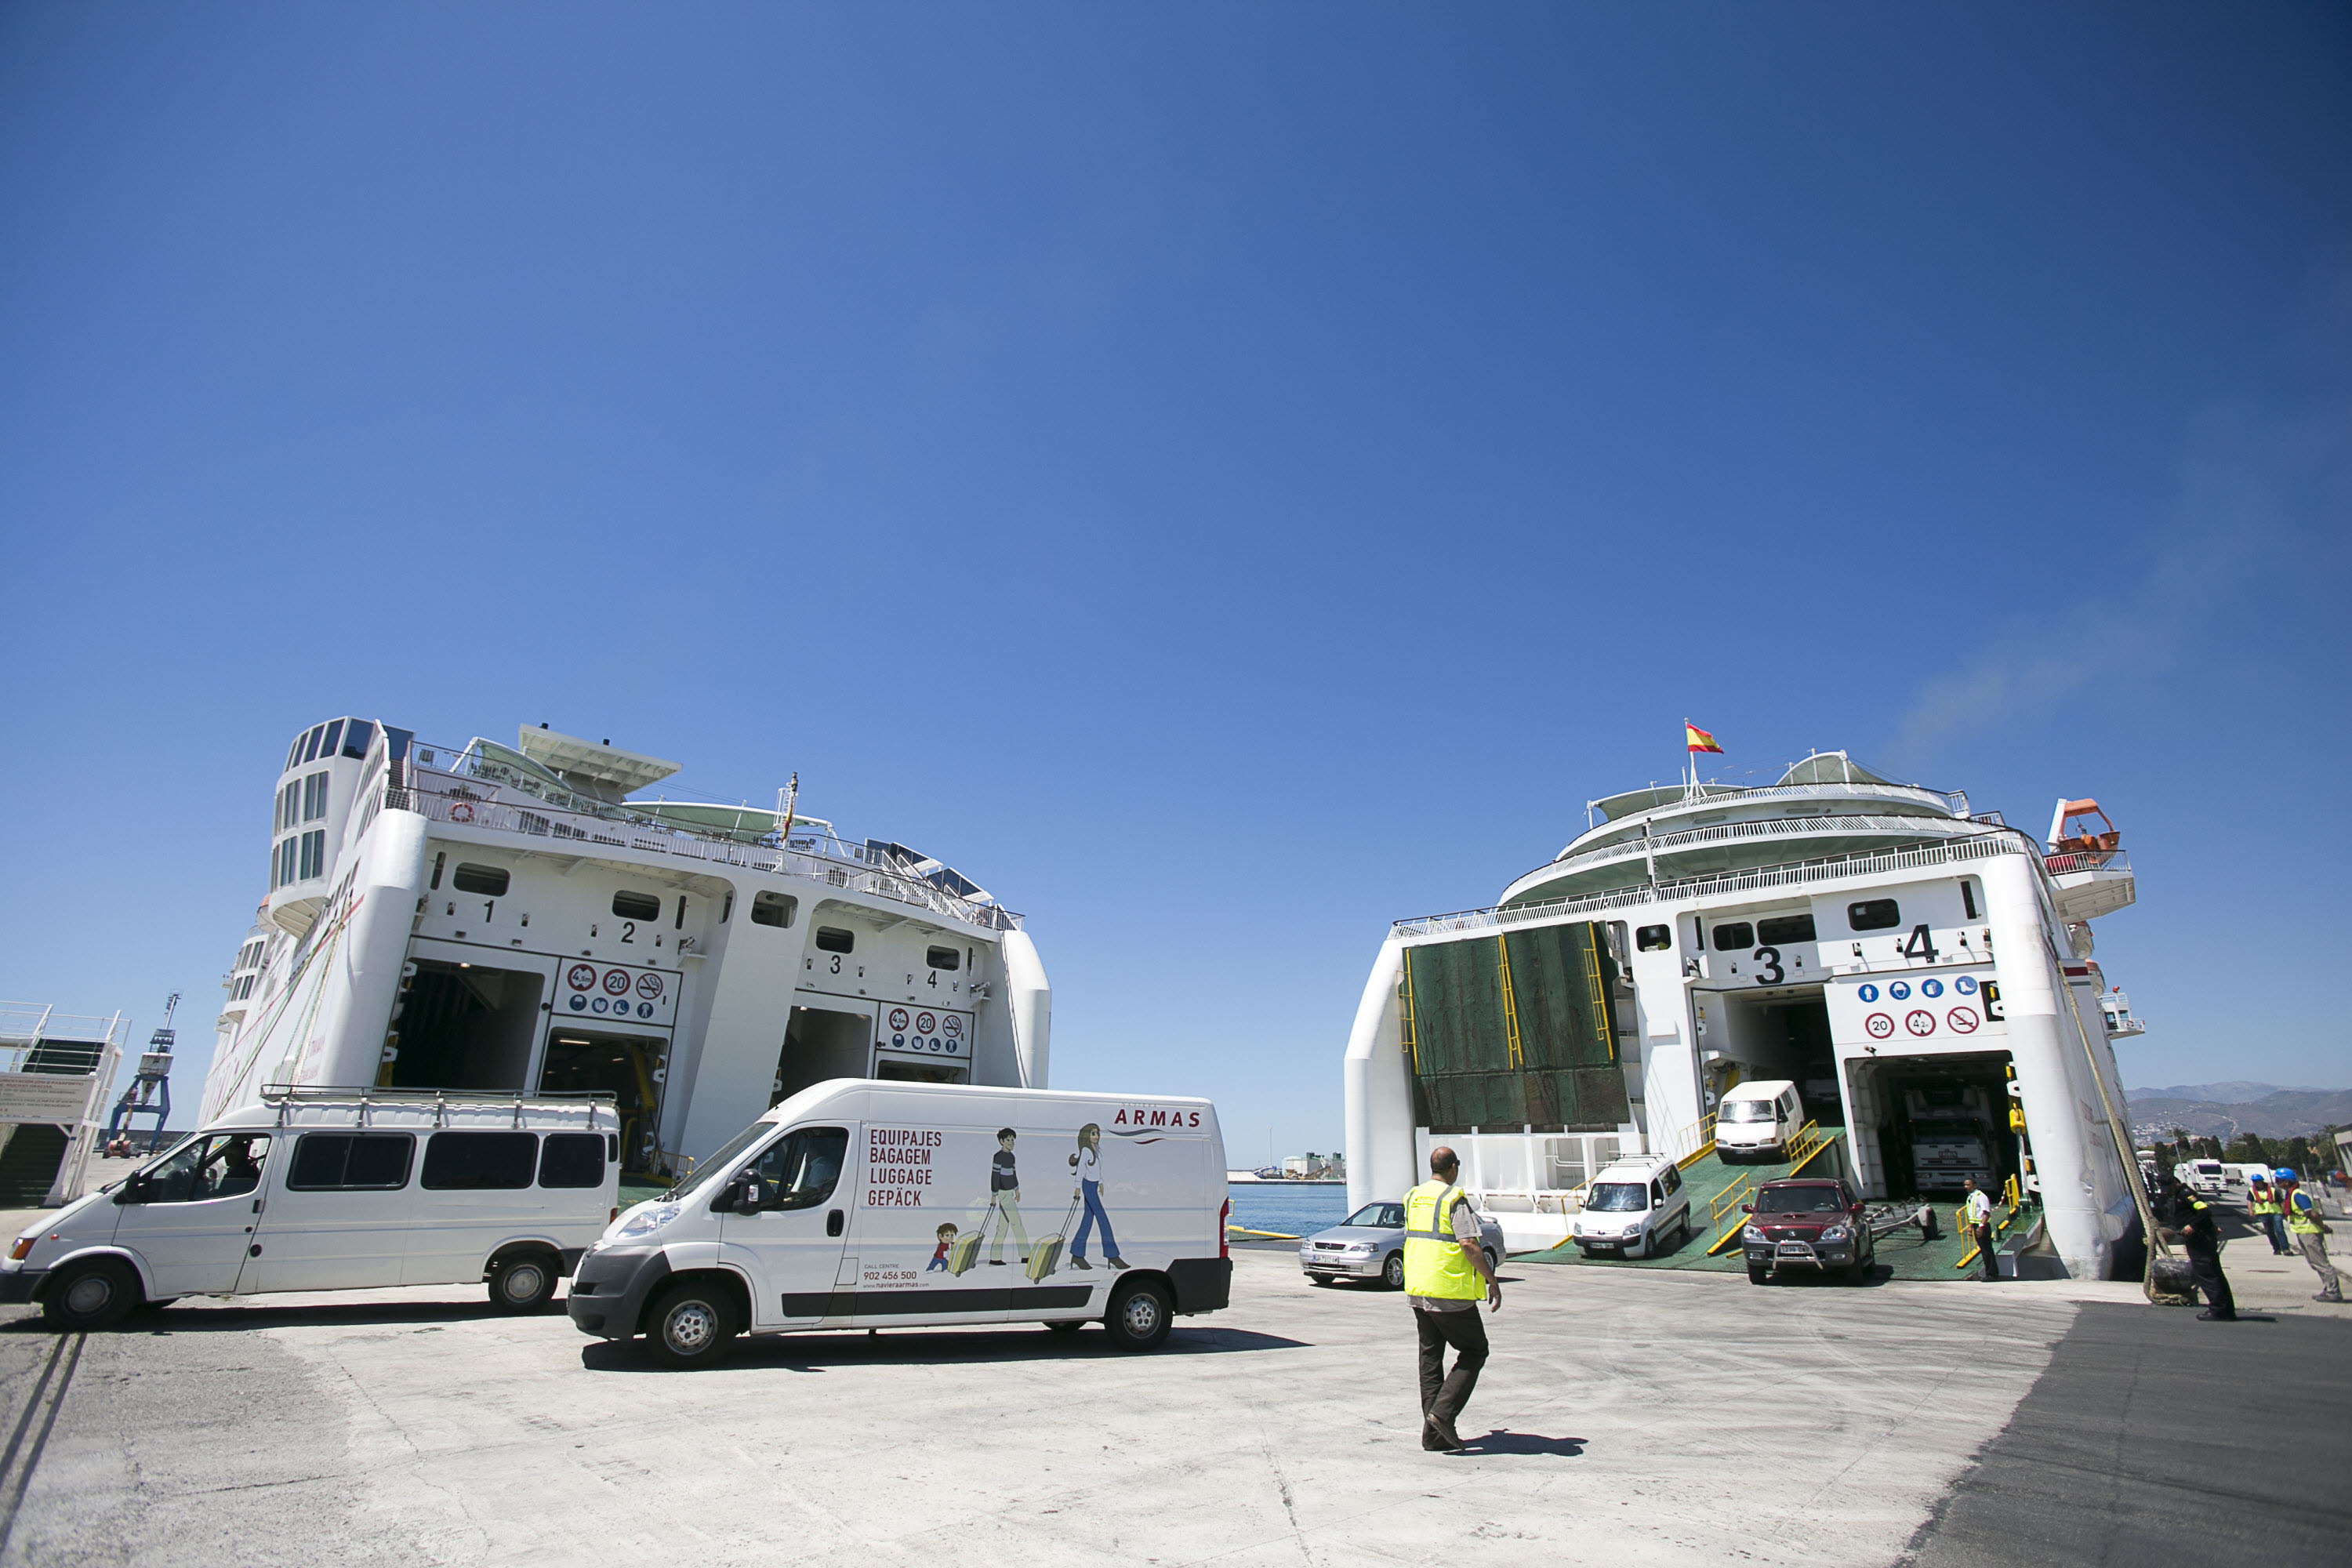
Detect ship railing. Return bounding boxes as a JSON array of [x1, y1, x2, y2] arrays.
[[2042, 848, 2130, 877], [1393, 830, 2039, 939], [390, 777, 1023, 932], [1550, 812, 1998, 881], [1620, 780, 1970, 819]]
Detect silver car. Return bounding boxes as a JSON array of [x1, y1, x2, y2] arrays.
[[1298, 1199, 1505, 1290]]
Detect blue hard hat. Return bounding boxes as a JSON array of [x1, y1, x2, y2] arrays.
[[2274, 1167, 2297, 1181]]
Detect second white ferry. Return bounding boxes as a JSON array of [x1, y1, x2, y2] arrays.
[[207, 720, 1050, 1179], [1344, 745, 2150, 1280]]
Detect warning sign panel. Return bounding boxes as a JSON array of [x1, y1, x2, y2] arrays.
[[1828, 968, 2002, 1050], [559, 959, 681, 1029], [874, 1006, 971, 1062]]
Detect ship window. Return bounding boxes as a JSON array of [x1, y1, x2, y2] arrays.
[[289, 1132, 415, 1191], [302, 725, 325, 764], [342, 720, 376, 760], [452, 863, 510, 897], [1635, 924, 1672, 952], [1711, 922, 1753, 950], [302, 771, 331, 822], [287, 734, 305, 771], [420, 1131, 537, 1191], [429, 852, 445, 891], [299, 830, 326, 880], [537, 1133, 606, 1189], [813, 925, 855, 953], [1960, 880, 1980, 920], [1756, 914, 1816, 945], [1848, 898, 1902, 931], [320, 720, 343, 756], [750, 892, 797, 928], [926, 946, 960, 971], [611, 890, 661, 920]]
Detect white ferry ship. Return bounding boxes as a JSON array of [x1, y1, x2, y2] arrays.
[[207, 720, 1049, 1179], [1342, 749, 2148, 1279]]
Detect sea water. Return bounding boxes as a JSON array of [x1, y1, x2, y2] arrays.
[[1226, 1184, 1352, 1237]]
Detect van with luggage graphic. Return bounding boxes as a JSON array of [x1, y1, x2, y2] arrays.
[[566, 1080, 1232, 1367]]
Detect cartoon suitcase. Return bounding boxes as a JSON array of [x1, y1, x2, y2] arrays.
[[948, 1207, 993, 1276], [1025, 1196, 1083, 1281]]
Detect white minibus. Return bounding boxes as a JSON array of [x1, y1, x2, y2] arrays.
[[568, 1080, 1232, 1366], [2, 1087, 619, 1329]]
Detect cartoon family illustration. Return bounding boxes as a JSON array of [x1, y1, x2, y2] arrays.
[[935, 1124, 1127, 1281]]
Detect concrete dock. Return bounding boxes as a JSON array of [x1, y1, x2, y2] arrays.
[[0, 1226, 2343, 1565]]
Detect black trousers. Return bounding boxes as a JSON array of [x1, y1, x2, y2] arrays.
[[1973, 1222, 1998, 1280], [1416, 1305, 1489, 1425], [2188, 1250, 2235, 1317]]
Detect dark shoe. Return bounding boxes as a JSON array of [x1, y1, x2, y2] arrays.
[[1072, 1258, 1092, 1270], [1420, 1421, 1450, 1452], [2318, 1294, 2344, 1303], [988, 1259, 1006, 1266], [1108, 1256, 1129, 1270], [2197, 1310, 2237, 1321], [1426, 1414, 1464, 1452]]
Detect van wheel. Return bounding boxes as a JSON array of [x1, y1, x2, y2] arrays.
[[1381, 1252, 1406, 1290], [1104, 1279, 1173, 1352], [644, 1280, 739, 1369], [488, 1251, 561, 1314], [1748, 1265, 1769, 1285], [1044, 1319, 1086, 1336], [43, 1258, 139, 1330]]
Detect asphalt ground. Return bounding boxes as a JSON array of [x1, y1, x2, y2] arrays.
[[0, 1224, 2342, 1566]]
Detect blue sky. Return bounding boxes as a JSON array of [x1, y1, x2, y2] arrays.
[[3, 5, 2347, 1153]]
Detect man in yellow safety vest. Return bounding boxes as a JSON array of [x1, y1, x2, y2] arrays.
[[2247, 1176, 2291, 1256], [1404, 1146, 1501, 1454], [2276, 1169, 2343, 1304]]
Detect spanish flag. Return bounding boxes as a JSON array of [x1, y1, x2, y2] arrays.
[[1685, 721, 1723, 755]]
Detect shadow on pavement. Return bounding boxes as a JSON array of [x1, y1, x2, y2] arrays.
[[0, 1298, 519, 1334], [1457, 1430, 1584, 1457], [582, 1323, 1313, 1373]]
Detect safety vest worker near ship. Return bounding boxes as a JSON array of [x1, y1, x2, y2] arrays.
[[2276, 1169, 2344, 1305], [2248, 1176, 2292, 1256], [1403, 1147, 1502, 1454]]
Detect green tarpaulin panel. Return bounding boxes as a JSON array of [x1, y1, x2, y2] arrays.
[[1403, 924, 1630, 1134]]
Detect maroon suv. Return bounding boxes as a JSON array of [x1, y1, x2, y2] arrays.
[[1740, 1177, 1875, 1284]]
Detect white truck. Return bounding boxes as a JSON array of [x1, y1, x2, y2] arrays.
[[2, 1087, 619, 1329], [567, 1079, 1232, 1366]]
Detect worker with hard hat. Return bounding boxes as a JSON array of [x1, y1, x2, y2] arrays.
[[2246, 1172, 2291, 1256], [1403, 1145, 1502, 1454], [2275, 1169, 2343, 1304]]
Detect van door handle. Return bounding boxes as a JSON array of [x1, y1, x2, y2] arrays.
[[826, 1210, 844, 1238]]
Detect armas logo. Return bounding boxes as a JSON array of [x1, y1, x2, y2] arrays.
[[1109, 1107, 1203, 1142]]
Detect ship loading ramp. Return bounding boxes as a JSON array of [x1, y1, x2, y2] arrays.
[[1511, 1124, 2054, 1281]]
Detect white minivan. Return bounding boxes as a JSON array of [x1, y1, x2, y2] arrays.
[[568, 1079, 1232, 1367], [2, 1087, 619, 1330], [1715, 1080, 1804, 1162], [1568, 1154, 1692, 1259]]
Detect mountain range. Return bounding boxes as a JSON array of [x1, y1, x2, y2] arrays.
[[2125, 1083, 2352, 1142]]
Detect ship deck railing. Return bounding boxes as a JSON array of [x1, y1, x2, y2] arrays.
[[388, 768, 1022, 932], [1395, 829, 2114, 940], [1547, 811, 2001, 884]]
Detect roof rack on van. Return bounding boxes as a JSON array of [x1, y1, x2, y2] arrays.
[[257, 1084, 618, 1131]]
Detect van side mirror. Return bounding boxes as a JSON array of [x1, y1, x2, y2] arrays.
[[115, 1176, 148, 1206], [732, 1186, 763, 1218], [709, 1179, 747, 1215], [1740, 1203, 1753, 1214]]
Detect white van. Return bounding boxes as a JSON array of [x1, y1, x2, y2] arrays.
[[2175, 1160, 2234, 1197], [1, 1087, 619, 1330], [1568, 1154, 1691, 1259], [1715, 1080, 1803, 1161], [568, 1080, 1231, 1367]]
